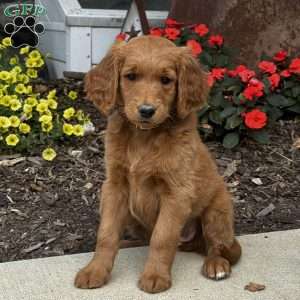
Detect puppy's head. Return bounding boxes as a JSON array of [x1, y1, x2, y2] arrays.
[[85, 36, 209, 129]]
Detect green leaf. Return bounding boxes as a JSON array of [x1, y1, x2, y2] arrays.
[[198, 105, 209, 117], [209, 110, 223, 125], [248, 129, 270, 144], [284, 80, 296, 89], [209, 92, 223, 107], [200, 52, 213, 67], [220, 106, 237, 118], [214, 55, 229, 67], [287, 103, 300, 113], [267, 94, 293, 108], [292, 86, 300, 98], [223, 132, 240, 149], [225, 114, 242, 130]]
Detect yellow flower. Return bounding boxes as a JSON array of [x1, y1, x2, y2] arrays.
[[73, 124, 84, 136], [9, 116, 20, 127], [75, 110, 85, 121], [2, 37, 12, 47], [47, 99, 57, 110], [9, 56, 18, 65], [15, 83, 27, 94], [0, 95, 11, 106], [10, 99, 22, 111], [27, 69, 38, 78], [25, 58, 37, 68], [42, 147, 56, 161], [63, 107, 75, 120], [28, 50, 41, 60], [68, 90, 78, 100], [36, 102, 48, 113], [23, 104, 32, 114], [20, 46, 30, 55], [0, 116, 10, 128], [6, 134, 19, 146], [12, 66, 22, 74], [47, 89, 56, 99], [39, 114, 52, 123], [63, 123, 74, 135], [27, 85, 32, 94], [41, 122, 53, 132], [35, 58, 45, 68], [17, 74, 29, 84], [19, 122, 31, 134], [25, 97, 38, 107], [0, 71, 11, 81]]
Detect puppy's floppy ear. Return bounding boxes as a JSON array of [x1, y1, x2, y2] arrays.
[[84, 43, 124, 116], [176, 47, 210, 119]]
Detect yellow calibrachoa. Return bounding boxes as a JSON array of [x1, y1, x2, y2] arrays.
[[63, 123, 74, 135], [2, 37, 12, 47], [19, 123, 31, 134], [39, 114, 52, 123], [10, 99, 22, 111], [0, 71, 11, 81], [41, 122, 53, 132], [35, 58, 45, 68], [63, 107, 75, 120], [27, 69, 38, 78], [68, 90, 77, 100], [28, 50, 41, 60], [0, 95, 11, 106], [47, 99, 57, 110], [25, 96, 38, 107], [0, 116, 11, 128], [36, 102, 48, 113], [12, 66, 22, 74], [9, 57, 18, 65], [47, 89, 56, 99], [25, 58, 37, 68], [73, 124, 84, 136], [15, 83, 27, 94], [42, 147, 56, 161], [75, 109, 84, 121], [6, 134, 19, 146], [17, 74, 29, 84], [20, 46, 30, 55], [23, 104, 32, 114], [9, 116, 20, 127]]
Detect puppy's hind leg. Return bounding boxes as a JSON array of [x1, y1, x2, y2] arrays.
[[201, 186, 241, 280]]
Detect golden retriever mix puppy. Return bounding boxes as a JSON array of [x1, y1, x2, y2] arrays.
[[75, 35, 241, 293]]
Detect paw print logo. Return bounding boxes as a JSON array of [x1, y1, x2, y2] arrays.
[[4, 16, 45, 48]]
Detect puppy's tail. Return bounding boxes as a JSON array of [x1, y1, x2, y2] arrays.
[[221, 238, 242, 265]]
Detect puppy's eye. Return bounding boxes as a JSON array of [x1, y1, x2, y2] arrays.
[[160, 76, 172, 85], [125, 73, 137, 81]]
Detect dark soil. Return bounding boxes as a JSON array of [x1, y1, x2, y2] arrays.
[[0, 79, 299, 263]]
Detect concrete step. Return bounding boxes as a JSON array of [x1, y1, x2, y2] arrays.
[[0, 229, 299, 300]]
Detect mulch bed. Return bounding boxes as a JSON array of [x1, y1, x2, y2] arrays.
[[0, 79, 299, 263]]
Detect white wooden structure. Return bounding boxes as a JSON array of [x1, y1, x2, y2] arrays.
[[36, 0, 168, 78]]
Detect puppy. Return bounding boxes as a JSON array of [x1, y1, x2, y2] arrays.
[[75, 35, 241, 293]]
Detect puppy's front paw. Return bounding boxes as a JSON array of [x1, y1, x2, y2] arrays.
[[202, 256, 231, 280], [138, 272, 171, 293], [74, 263, 111, 289]]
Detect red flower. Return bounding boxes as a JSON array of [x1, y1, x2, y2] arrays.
[[273, 50, 287, 62], [238, 69, 256, 82], [165, 18, 183, 28], [268, 73, 280, 89], [258, 61, 277, 74], [150, 27, 164, 37], [210, 68, 227, 80], [165, 28, 180, 40], [187, 40, 202, 56], [208, 35, 224, 47], [116, 32, 128, 41], [289, 58, 300, 74], [243, 78, 264, 100], [244, 109, 267, 129], [194, 24, 209, 37], [280, 70, 291, 78]]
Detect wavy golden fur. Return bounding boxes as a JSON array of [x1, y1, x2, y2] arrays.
[[75, 36, 241, 294]]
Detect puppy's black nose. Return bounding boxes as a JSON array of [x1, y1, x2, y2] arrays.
[[139, 105, 156, 119]]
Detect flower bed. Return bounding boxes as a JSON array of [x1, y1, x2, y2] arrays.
[[118, 19, 300, 148], [0, 37, 93, 160]]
